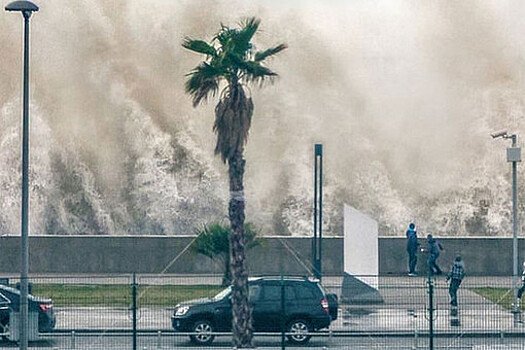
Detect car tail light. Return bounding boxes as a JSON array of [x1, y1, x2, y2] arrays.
[[39, 303, 52, 312], [321, 298, 329, 314]]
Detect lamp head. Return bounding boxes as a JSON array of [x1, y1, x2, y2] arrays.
[[5, 1, 38, 12], [491, 130, 508, 139]]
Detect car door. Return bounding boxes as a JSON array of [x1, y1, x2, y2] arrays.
[[247, 284, 262, 330], [253, 282, 296, 332], [214, 284, 262, 331], [252, 283, 279, 331], [212, 295, 233, 332]]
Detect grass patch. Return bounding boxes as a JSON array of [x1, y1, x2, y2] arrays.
[[30, 284, 223, 307], [472, 287, 524, 310]]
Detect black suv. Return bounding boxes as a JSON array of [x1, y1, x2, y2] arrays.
[[172, 276, 338, 345]]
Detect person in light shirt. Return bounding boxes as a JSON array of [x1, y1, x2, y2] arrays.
[[446, 256, 465, 307]]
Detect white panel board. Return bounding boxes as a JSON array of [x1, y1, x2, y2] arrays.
[[344, 204, 379, 289]]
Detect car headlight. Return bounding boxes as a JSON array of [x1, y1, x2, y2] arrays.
[[175, 306, 190, 316]]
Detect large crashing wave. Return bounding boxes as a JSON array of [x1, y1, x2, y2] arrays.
[[0, 1, 524, 236]]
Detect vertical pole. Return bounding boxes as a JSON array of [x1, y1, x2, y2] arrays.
[[132, 273, 137, 350], [20, 11, 32, 350], [313, 146, 318, 278], [280, 273, 285, 350], [70, 331, 75, 350], [313, 144, 323, 280], [512, 135, 519, 325], [318, 145, 323, 281], [427, 262, 434, 350]]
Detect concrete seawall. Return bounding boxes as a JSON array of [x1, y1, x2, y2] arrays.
[[0, 236, 522, 275]]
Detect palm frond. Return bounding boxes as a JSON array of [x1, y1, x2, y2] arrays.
[[238, 60, 278, 83], [244, 223, 261, 250], [182, 37, 218, 57], [224, 53, 275, 83], [184, 63, 223, 106], [238, 17, 260, 43], [214, 24, 236, 48], [192, 222, 260, 258], [234, 17, 260, 55], [191, 223, 230, 259], [182, 18, 285, 157], [254, 43, 288, 62]]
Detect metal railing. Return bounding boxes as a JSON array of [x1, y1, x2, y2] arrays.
[[0, 274, 522, 349]]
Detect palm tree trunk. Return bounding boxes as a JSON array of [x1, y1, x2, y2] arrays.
[[228, 151, 253, 348]]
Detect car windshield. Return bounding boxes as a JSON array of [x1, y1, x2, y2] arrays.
[[213, 286, 232, 301]]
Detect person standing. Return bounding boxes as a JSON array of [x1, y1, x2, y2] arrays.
[[446, 256, 465, 307], [427, 234, 443, 275], [406, 223, 419, 276], [517, 261, 525, 308]]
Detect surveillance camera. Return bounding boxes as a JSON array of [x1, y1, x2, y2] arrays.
[[491, 131, 508, 139]]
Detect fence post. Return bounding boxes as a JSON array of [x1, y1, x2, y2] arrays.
[[157, 330, 161, 349], [280, 273, 285, 350], [70, 330, 75, 350], [132, 273, 137, 350], [427, 270, 434, 350]]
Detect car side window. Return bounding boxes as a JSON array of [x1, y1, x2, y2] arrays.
[[260, 284, 296, 301], [293, 284, 317, 300], [249, 285, 261, 302], [261, 285, 281, 301]]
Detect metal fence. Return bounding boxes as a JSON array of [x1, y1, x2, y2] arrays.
[[0, 274, 523, 349]]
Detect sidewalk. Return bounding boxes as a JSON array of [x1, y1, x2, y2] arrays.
[[334, 275, 524, 335]]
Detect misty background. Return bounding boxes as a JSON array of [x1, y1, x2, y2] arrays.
[[1, 0, 524, 237]]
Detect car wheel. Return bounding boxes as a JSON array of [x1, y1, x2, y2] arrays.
[[189, 319, 215, 345], [287, 319, 311, 344]]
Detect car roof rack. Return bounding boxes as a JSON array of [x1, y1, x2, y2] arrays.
[[248, 275, 319, 282]]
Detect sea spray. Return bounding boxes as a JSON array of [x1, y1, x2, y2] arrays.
[[0, 1, 524, 236]]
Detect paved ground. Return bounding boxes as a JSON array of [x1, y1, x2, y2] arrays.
[[52, 301, 523, 335]]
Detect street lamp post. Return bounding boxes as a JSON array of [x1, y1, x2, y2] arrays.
[[491, 130, 521, 326], [5, 2, 38, 349], [313, 144, 323, 280]]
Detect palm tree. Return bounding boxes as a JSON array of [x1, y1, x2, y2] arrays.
[[192, 223, 260, 287], [182, 17, 286, 348]]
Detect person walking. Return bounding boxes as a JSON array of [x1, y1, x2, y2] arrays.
[[427, 234, 443, 275], [446, 256, 465, 307], [406, 223, 419, 276], [517, 261, 525, 308]]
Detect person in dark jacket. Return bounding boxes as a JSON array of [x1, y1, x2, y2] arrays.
[[446, 256, 465, 307], [406, 223, 419, 276], [517, 261, 525, 308], [427, 234, 443, 275]]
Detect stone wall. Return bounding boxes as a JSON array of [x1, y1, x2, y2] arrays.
[[0, 236, 522, 275]]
